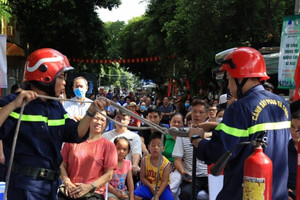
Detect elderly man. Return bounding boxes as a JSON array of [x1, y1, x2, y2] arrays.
[[63, 76, 92, 121]]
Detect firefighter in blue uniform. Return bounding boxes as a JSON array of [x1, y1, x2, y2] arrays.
[[0, 48, 107, 200], [189, 47, 291, 200]]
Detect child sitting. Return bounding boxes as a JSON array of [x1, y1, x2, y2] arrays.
[[108, 137, 134, 200], [134, 132, 173, 200]]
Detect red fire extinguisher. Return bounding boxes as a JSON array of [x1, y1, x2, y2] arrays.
[[210, 131, 272, 200], [243, 145, 272, 200]]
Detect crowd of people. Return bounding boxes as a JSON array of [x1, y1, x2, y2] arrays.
[[0, 47, 300, 200]]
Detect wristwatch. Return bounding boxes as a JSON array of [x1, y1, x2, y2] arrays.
[[190, 134, 201, 143], [90, 182, 96, 190]]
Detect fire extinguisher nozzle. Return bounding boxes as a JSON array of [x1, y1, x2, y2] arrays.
[[211, 151, 232, 176]]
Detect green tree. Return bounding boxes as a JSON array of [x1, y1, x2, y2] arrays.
[[0, 0, 11, 22], [140, 0, 294, 95], [8, 0, 121, 74]]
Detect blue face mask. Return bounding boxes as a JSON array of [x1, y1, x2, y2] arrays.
[[74, 88, 85, 98], [140, 105, 146, 111], [185, 103, 190, 108]]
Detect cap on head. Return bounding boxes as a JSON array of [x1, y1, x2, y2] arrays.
[[128, 102, 137, 107], [220, 47, 269, 81], [24, 48, 73, 85]]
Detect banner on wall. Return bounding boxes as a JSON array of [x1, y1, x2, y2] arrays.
[[0, 34, 7, 88], [278, 15, 300, 89]]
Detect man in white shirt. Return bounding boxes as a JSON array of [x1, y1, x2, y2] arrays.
[[102, 109, 142, 176], [64, 76, 92, 121]]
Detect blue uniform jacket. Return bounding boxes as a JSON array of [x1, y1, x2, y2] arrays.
[[197, 85, 291, 200], [0, 93, 89, 197]]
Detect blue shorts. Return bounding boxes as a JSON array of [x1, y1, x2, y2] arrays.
[[134, 185, 174, 200]]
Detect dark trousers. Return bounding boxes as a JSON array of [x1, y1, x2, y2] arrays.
[[179, 177, 208, 200], [0, 163, 6, 181], [58, 192, 104, 200]]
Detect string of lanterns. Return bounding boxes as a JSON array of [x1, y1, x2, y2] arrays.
[[69, 55, 175, 64]]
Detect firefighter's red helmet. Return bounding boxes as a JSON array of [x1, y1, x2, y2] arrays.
[[220, 47, 269, 81], [24, 48, 73, 84]]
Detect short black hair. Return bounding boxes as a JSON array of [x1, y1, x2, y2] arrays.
[[147, 107, 161, 116], [192, 99, 208, 111], [290, 99, 300, 115], [114, 108, 128, 116], [169, 112, 184, 123], [292, 110, 300, 120], [149, 131, 166, 145]]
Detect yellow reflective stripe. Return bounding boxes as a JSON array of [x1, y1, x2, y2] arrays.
[[9, 112, 69, 126], [48, 114, 69, 126], [215, 121, 291, 137], [10, 112, 48, 122]]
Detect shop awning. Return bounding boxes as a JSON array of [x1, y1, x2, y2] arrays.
[[7, 42, 25, 57]]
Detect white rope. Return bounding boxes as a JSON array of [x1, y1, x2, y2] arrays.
[[39, 95, 168, 198], [4, 95, 170, 199], [4, 101, 26, 200]]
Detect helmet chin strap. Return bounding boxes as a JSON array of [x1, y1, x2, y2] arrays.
[[30, 78, 57, 97], [234, 78, 248, 99]]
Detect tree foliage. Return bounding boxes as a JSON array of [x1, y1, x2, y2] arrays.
[[0, 0, 11, 22], [8, 0, 120, 74], [7, 0, 295, 95], [118, 0, 294, 96]]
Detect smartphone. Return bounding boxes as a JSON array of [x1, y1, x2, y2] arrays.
[[182, 173, 192, 182]]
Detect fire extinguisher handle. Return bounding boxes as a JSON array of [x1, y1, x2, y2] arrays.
[[210, 151, 232, 176]]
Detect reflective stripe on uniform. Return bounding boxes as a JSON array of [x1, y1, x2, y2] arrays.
[[215, 121, 291, 137], [9, 111, 69, 126]]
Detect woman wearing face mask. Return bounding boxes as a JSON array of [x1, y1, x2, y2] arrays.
[[137, 102, 147, 118], [216, 108, 225, 123], [64, 76, 93, 122]]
